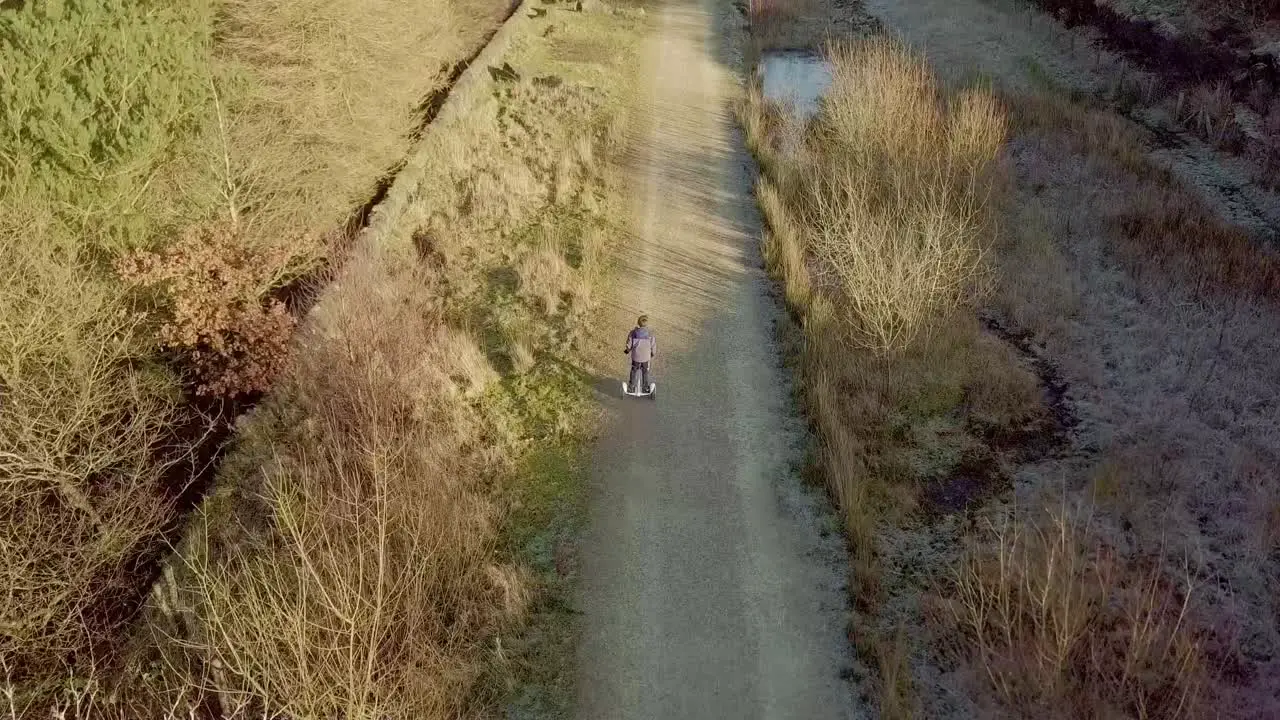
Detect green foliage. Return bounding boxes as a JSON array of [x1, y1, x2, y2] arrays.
[[483, 360, 592, 443], [0, 0, 216, 251]]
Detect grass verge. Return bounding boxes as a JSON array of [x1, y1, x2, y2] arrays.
[[741, 35, 1023, 716]]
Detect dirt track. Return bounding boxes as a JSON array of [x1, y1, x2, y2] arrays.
[[571, 0, 860, 717]]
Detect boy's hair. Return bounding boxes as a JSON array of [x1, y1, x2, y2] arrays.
[[637, 314, 648, 327]]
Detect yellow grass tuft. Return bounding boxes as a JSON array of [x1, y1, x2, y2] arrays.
[[875, 628, 916, 720], [757, 177, 812, 314], [519, 239, 573, 315]]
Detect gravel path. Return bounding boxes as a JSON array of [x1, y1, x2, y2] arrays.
[[572, 0, 860, 717]]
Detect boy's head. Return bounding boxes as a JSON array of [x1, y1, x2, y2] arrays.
[[637, 314, 648, 327]]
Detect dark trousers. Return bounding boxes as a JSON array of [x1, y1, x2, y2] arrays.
[[629, 361, 651, 392]]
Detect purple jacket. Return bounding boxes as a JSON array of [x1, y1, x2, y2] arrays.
[[626, 327, 655, 362]]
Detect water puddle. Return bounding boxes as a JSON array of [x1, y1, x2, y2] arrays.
[[758, 51, 832, 119]]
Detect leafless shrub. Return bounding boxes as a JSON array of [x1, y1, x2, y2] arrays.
[[947, 508, 1208, 720], [802, 38, 1005, 352], [177, 254, 513, 719], [0, 239, 174, 706]]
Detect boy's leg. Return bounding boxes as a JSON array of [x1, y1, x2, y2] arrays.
[[629, 361, 641, 391], [641, 361, 651, 392]]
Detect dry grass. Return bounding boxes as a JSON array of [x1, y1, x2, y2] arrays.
[[1011, 92, 1280, 303], [518, 236, 574, 315], [1173, 82, 1240, 149], [986, 199, 1081, 341], [132, 7, 646, 718], [875, 628, 916, 720], [740, 33, 1018, 519], [1114, 186, 1280, 299], [748, 1, 1280, 717], [0, 0, 513, 712], [1007, 92, 1150, 176], [171, 252, 516, 719], [0, 236, 175, 711], [740, 35, 1032, 715], [213, 0, 504, 245], [742, 25, 1232, 719], [988, 84, 1280, 716], [757, 177, 812, 313], [748, 0, 824, 51], [1188, 0, 1280, 27], [947, 508, 1207, 720]]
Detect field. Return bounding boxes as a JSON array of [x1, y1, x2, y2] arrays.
[[0, 0, 650, 715], [740, 0, 1280, 717]]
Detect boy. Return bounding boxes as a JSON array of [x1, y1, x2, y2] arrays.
[[623, 314, 655, 393]]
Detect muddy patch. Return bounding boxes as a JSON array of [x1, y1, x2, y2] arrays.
[[977, 312, 1079, 458], [921, 446, 1008, 516], [920, 314, 1081, 518]]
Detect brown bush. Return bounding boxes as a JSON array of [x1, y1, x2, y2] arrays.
[[117, 226, 301, 398], [746, 0, 827, 51], [749, 0, 816, 30], [1174, 82, 1241, 150], [1114, 186, 1280, 301], [1010, 91, 1280, 303], [1191, 0, 1280, 23]]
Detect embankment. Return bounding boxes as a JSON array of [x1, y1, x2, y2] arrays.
[[139, 1, 651, 718], [1, 0, 512, 713]]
